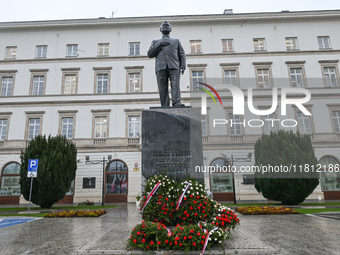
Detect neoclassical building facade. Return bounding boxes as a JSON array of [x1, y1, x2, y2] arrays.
[[0, 9, 340, 204]]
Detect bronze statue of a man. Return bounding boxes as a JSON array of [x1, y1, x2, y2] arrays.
[[148, 21, 186, 107]]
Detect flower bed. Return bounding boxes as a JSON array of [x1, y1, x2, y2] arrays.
[[44, 209, 106, 218], [127, 174, 240, 254], [236, 206, 298, 215]]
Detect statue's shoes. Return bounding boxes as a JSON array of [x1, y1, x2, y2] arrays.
[[173, 103, 185, 107]]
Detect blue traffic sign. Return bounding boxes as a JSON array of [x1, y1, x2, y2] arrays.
[[28, 159, 39, 177]]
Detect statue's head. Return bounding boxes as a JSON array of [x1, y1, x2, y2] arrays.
[[160, 21, 172, 34]]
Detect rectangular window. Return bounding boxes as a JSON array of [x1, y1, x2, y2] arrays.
[[332, 111, 340, 133], [128, 116, 140, 137], [36, 46, 47, 58], [64, 74, 77, 94], [224, 70, 237, 86], [253, 38, 266, 51], [129, 42, 140, 55], [5, 46, 17, 59], [61, 117, 74, 139], [285, 37, 299, 50], [66, 44, 78, 57], [97, 74, 108, 94], [201, 115, 207, 136], [192, 71, 204, 91], [222, 39, 233, 52], [28, 118, 40, 140], [257, 69, 271, 88], [32, 76, 45, 95], [129, 73, 140, 93], [243, 174, 255, 185], [297, 112, 312, 134], [324, 67, 338, 87], [190, 40, 202, 53], [263, 113, 277, 134], [318, 36, 331, 49], [95, 117, 107, 138], [290, 68, 304, 87], [1, 77, 13, 96], [228, 114, 242, 135], [0, 119, 7, 140], [98, 43, 109, 56]]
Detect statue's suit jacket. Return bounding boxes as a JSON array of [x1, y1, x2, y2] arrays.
[[147, 35, 186, 73]]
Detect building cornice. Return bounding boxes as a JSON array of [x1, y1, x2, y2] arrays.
[[1, 10, 340, 30]]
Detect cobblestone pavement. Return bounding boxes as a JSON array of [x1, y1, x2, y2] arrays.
[[0, 204, 339, 255]]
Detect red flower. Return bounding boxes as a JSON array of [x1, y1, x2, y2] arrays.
[[170, 242, 173, 245], [197, 196, 200, 199], [159, 195, 162, 198], [146, 246, 149, 249], [184, 236, 187, 240], [201, 241, 204, 244], [198, 207, 201, 210], [194, 213, 197, 216], [203, 206, 205, 209], [165, 240, 169, 244], [193, 242, 196, 246], [202, 235, 205, 239], [166, 197, 168, 201], [190, 229, 194, 233], [175, 237, 179, 241], [197, 232, 201, 236], [190, 207, 193, 210], [175, 241, 178, 245], [137, 231, 140, 235], [186, 214, 189, 217], [133, 239, 137, 243], [142, 220, 145, 223], [150, 241, 154, 245], [184, 211, 187, 214], [171, 203, 174, 206], [202, 210, 205, 213], [133, 228, 135, 231], [157, 241, 161, 245], [190, 195, 193, 198], [189, 235, 192, 239], [142, 239, 145, 243], [142, 225, 145, 228], [164, 212, 167, 214], [184, 197, 187, 200], [193, 201, 197, 204], [180, 243, 182, 246]]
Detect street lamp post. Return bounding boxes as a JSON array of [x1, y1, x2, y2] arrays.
[[85, 155, 112, 206], [221, 153, 252, 205]]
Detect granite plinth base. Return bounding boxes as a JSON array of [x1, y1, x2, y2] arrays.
[[142, 107, 204, 183]]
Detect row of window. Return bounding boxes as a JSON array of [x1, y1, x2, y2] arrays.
[[1, 60, 339, 97], [1, 108, 339, 142], [2, 36, 333, 60]]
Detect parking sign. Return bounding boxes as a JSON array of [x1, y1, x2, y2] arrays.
[[27, 159, 39, 177]]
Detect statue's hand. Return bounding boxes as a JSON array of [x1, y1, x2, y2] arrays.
[[161, 39, 170, 46], [180, 65, 186, 75]]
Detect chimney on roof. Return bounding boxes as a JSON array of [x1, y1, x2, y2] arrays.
[[223, 9, 233, 14]]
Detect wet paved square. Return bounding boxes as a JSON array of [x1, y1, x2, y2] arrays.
[[0, 204, 339, 254]]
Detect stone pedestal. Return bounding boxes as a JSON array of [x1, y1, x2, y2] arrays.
[[142, 107, 204, 183]]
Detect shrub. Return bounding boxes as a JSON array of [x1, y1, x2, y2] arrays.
[[236, 206, 298, 215]]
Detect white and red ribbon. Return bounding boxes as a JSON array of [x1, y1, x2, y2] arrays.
[[176, 181, 190, 209], [141, 182, 161, 219], [166, 227, 172, 237], [200, 227, 218, 255]]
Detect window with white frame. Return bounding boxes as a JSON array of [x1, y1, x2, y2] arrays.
[[129, 42, 140, 55], [332, 111, 340, 133], [297, 112, 312, 134], [95, 116, 107, 138], [5, 47, 17, 59], [28, 118, 41, 140], [318, 36, 331, 50], [190, 40, 202, 53], [0, 119, 7, 140], [257, 69, 271, 88], [323, 67, 338, 87], [32, 76, 45, 95], [97, 74, 108, 94], [253, 38, 266, 51], [129, 73, 140, 93], [128, 116, 140, 137], [290, 68, 304, 87], [192, 71, 204, 91], [222, 39, 233, 52], [262, 113, 277, 134], [66, 44, 78, 57], [98, 43, 109, 56], [224, 70, 237, 86], [35, 46, 47, 58], [1, 77, 13, 96], [285, 37, 299, 50], [61, 117, 74, 139], [64, 74, 77, 94], [228, 114, 242, 135], [201, 115, 207, 136]]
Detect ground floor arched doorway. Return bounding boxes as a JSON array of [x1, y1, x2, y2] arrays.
[[0, 162, 21, 205], [104, 160, 128, 203]]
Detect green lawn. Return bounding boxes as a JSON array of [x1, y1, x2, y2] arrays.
[[223, 202, 340, 207], [0, 213, 47, 217], [295, 208, 340, 214], [0, 205, 118, 212]]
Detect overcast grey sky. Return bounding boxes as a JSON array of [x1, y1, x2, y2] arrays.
[[1, 0, 340, 22]]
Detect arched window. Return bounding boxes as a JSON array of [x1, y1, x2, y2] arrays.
[[210, 158, 233, 193], [105, 160, 128, 195], [319, 156, 340, 191], [0, 162, 21, 196]]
